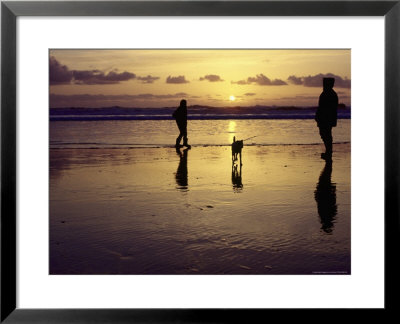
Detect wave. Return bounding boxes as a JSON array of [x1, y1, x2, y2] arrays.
[[49, 106, 351, 121]]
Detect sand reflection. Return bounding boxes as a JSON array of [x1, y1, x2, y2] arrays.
[[232, 163, 243, 192], [314, 160, 337, 234], [175, 147, 189, 191]]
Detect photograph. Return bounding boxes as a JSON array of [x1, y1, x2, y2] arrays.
[[3, 0, 399, 320], [49, 49, 351, 275]]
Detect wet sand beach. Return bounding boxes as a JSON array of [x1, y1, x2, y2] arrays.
[[50, 143, 350, 274]]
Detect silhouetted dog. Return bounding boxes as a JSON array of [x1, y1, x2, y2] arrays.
[[231, 136, 243, 165]]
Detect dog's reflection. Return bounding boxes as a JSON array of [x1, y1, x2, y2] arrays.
[[232, 163, 243, 192], [314, 160, 337, 233], [175, 147, 189, 191]]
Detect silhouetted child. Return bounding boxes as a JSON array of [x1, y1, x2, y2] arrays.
[[172, 99, 190, 148], [315, 77, 338, 160]]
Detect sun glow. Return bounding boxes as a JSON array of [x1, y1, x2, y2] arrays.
[[229, 95, 236, 102], [228, 120, 237, 133]]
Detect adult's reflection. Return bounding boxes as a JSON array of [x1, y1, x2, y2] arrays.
[[175, 147, 189, 191], [314, 160, 337, 233], [232, 163, 243, 192]]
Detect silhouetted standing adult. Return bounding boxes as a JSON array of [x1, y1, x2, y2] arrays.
[[315, 77, 338, 160], [172, 99, 191, 148]]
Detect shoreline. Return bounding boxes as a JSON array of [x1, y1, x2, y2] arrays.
[[50, 141, 351, 149]]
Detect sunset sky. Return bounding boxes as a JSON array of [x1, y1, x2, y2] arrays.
[[50, 49, 351, 108]]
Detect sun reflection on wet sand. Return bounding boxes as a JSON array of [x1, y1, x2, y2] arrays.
[[50, 143, 350, 274]]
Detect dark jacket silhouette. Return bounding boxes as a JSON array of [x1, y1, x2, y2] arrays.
[[316, 78, 338, 127], [173, 99, 189, 147], [315, 78, 338, 158]]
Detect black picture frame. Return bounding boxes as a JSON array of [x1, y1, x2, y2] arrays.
[[1, 0, 399, 322]]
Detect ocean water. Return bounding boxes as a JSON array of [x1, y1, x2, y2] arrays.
[[50, 118, 351, 275], [50, 119, 350, 148]]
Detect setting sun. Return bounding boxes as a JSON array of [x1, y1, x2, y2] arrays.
[[229, 95, 236, 102]]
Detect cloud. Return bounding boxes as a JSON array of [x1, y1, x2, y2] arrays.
[[49, 56, 73, 85], [137, 75, 160, 84], [244, 93, 256, 96], [199, 74, 224, 82], [287, 73, 351, 88], [287, 75, 303, 85], [232, 80, 248, 85], [50, 57, 137, 85], [232, 74, 287, 86], [166, 75, 189, 84], [73, 70, 136, 85], [132, 92, 188, 99]]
